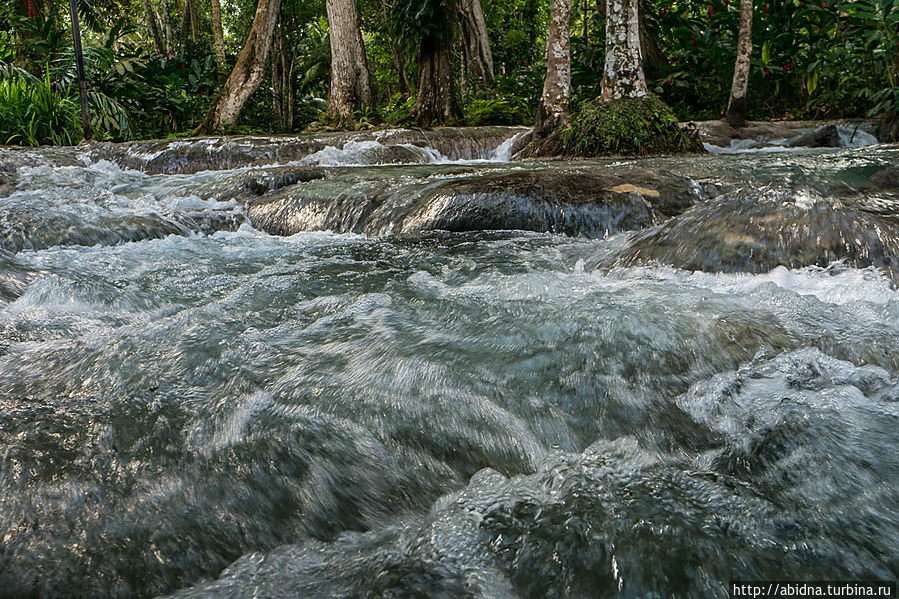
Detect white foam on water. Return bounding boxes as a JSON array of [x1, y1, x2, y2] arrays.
[[16, 159, 146, 189], [606, 263, 897, 306], [703, 139, 799, 154], [488, 131, 530, 162], [409, 260, 897, 308]]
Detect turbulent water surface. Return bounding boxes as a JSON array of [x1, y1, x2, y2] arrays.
[[1, 132, 898, 598]]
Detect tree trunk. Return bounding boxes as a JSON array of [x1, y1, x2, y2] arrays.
[[143, 0, 166, 55], [193, 0, 281, 134], [326, 0, 373, 122], [272, 20, 284, 129], [68, 0, 92, 140], [414, 15, 458, 126], [638, 0, 665, 67], [189, 0, 199, 44], [177, 0, 191, 56], [535, 0, 571, 135], [162, 0, 173, 55], [601, 0, 647, 101], [377, 0, 410, 95], [456, 0, 494, 87], [211, 0, 226, 74], [726, 0, 753, 127], [271, 17, 293, 129]]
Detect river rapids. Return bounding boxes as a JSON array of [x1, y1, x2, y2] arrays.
[[0, 128, 897, 598]]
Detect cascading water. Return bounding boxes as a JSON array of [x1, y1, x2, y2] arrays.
[[0, 130, 897, 598]]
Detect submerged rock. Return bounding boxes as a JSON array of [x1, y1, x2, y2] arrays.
[[601, 184, 899, 284], [248, 167, 700, 238]]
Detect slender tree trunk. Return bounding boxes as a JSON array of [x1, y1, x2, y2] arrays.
[[377, 0, 410, 95], [270, 17, 293, 129], [272, 22, 284, 129], [535, 0, 571, 135], [456, 0, 494, 87], [601, 0, 647, 101], [193, 0, 281, 134], [177, 0, 191, 56], [67, 0, 92, 140], [460, 47, 469, 104], [211, 0, 226, 75], [161, 0, 173, 55], [286, 54, 295, 129], [726, 0, 753, 127], [414, 11, 458, 126], [325, 0, 373, 122], [189, 0, 199, 43], [143, 0, 166, 55]]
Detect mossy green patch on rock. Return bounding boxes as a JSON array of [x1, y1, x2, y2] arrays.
[[563, 94, 704, 157]]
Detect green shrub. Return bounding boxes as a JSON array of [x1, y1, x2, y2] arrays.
[[382, 94, 416, 124], [562, 93, 703, 157], [463, 96, 531, 126], [0, 73, 82, 146]]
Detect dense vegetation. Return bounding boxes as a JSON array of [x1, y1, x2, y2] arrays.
[[1, 0, 897, 144]]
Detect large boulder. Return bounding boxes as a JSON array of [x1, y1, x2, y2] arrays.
[[600, 182, 899, 284]]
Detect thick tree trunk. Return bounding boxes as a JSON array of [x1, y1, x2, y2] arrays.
[[326, 0, 373, 122], [414, 17, 458, 126], [601, 0, 647, 101], [377, 0, 410, 95], [515, 0, 570, 158], [456, 0, 494, 87], [143, 0, 166, 55], [211, 0, 226, 74], [193, 0, 281, 134], [535, 0, 571, 135], [726, 0, 753, 127], [638, 0, 665, 67]]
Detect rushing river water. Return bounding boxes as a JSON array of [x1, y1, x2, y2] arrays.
[[1, 131, 898, 598]]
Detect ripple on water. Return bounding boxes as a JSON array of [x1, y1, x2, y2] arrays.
[[0, 144, 898, 597]]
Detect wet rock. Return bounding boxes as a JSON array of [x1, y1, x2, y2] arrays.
[[236, 167, 327, 197], [880, 113, 899, 143], [248, 167, 700, 238], [786, 124, 842, 148], [399, 169, 696, 236], [89, 127, 527, 175], [601, 186, 899, 284], [695, 119, 879, 150]]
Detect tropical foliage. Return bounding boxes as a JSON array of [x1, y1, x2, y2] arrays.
[[0, 0, 896, 144]]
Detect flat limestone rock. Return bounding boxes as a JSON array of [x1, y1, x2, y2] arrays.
[[248, 167, 700, 238]]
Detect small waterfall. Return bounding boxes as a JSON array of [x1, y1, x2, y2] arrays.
[[488, 130, 530, 161]]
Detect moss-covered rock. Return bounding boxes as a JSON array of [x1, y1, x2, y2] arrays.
[[563, 94, 704, 157]]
